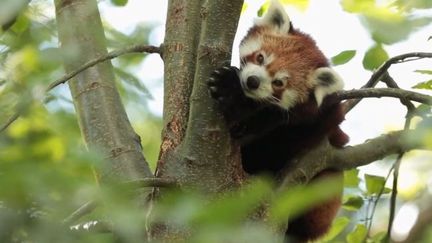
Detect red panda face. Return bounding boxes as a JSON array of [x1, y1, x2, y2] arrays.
[[238, 0, 344, 109]]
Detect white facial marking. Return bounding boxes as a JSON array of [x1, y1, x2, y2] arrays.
[[274, 70, 290, 82], [239, 63, 272, 99], [280, 89, 299, 109], [239, 38, 263, 58], [312, 67, 344, 106]]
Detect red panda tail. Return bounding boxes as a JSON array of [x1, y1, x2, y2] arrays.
[[285, 170, 343, 242]]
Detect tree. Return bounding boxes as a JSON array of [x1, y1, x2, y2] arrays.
[[0, 0, 431, 242]]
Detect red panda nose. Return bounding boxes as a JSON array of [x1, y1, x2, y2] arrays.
[[246, 76, 260, 90]]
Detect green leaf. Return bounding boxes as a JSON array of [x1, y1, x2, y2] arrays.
[[364, 174, 391, 196], [370, 231, 387, 242], [11, 14, 29, 33], [241, 3, 249, 13], [344, 169, 360, 187], [322, 217, 351, 242], [343, 195, 364, 211], [191, 179, 272, 226], [362, 44, 389, 71], [413, 104, 432, 118], [110, 0, 128, 6], [257, 1, 270, 17], [412, 80, 432, 90], [347, 224, 367, 243], [396, 0, 432, 10], [269, 176, 342, 223], [341, 0, 375, 13], [367, 16, 432, 44], [415, 70, 432, 75], [280, 0, 310, 11], [331, 50, 356, 66]]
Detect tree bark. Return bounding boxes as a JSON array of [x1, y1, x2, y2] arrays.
[[54, 0, 152, 181], [157, 0, 245, 192]]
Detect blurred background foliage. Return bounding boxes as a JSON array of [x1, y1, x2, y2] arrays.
[[0, 0, 431, 242]]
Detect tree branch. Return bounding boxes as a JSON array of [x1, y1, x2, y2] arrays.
[[365, 52, 432, 89], [54, 0, 152, 180], [47, 44, 161, 91], [280, 129, 426, 189], [156, 0, 245, 192], [0, 112, 20, 133], [344, 52, 432, 111], [0, 44, 160, 134], [334, 88, 432, 106], [332, 130, 423, 169], [63, 201, 99, 225]]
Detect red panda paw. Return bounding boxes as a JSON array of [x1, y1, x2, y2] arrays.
[[208, 65, 242, 104]]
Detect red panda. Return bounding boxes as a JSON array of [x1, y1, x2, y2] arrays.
[[209, 0, 348, 241]]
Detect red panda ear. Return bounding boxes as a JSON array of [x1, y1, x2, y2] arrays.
[[312, 67, 344, 106], [255, 0, 291, 34]]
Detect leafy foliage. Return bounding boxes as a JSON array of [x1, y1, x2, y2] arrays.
[[331, 50, 356, 66], [362, 44, 389, 70], [341, 0, 432, 44], [1, 0, 432, 242]]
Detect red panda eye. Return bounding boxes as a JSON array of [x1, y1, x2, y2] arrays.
[[272, 79, 284, 87], [256, 53, 264, 65]]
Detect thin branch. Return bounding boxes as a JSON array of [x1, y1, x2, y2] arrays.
[[334, 88, 432, 106], [367, 163, 394, 236], [386, 113, 413, 242], [0, 44, 160, 133], [365, 52, 432, 89], [380, 73, 416, 113], [344, 52, 432, 111], [332, 130, 423, 170], [46, 44, 161, 91], [0, 112, 20, 133], [280, 129, 426, 189], [63, 200, 99, 225]]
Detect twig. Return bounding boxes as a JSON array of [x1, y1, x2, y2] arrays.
[[385, 113, 413, 242], [344, 52, 432, 112], [0, 44, 161, 133], [334, 88, 432, 106], [366, 163, 394, 237], [46, 45, 161, 91], [63, 200, 98, 225], [0, 112, 21, 133], [365, 52, 432, 88], [380, 72, 416, 113]]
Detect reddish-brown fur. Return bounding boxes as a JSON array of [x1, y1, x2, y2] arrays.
[[209, 9, 348, 242], [238, 24, 348, 242], [241, 26, 329, 105]]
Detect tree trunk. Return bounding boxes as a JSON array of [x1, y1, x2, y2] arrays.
[[156, 0, 245, 191], [54, 0, 152, 181]]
